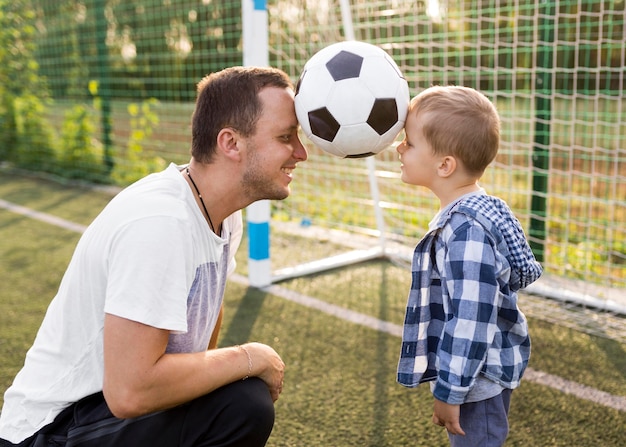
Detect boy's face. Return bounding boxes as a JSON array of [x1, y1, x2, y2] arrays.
[[396, 111, 440, 187]]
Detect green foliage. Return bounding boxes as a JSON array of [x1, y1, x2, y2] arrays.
[[0, 96, 18, 161], [0, 0, 52, 167], [111, 98, 165, 185], [547, 219, 626, 286], [58, 104, 108, 182], [12, 95, 57, 172], [0, 1, 42, 93]]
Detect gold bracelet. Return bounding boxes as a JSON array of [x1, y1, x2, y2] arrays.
[[238, 345, 252, 380]]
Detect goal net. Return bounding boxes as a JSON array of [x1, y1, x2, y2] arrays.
[[5, 0, 625, 313], [264, 0, 626, 313]]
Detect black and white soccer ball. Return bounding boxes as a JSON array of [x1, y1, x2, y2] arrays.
[[295, 40, 410, 158]]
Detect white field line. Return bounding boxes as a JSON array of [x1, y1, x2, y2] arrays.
[[2, 199, 625, 413], [0, 199, 88, 233], [230, 274, 626, 413]]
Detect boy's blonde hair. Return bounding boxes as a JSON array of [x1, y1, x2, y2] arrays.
[[411, 85, 500, 176]]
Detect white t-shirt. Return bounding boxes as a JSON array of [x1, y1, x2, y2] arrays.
[[0, 164, 243, 443]]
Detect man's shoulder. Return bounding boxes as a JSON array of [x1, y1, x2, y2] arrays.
[[105, 166, 190, 218]]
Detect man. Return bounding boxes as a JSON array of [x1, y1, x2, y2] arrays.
[[0, 66, 308, 446]]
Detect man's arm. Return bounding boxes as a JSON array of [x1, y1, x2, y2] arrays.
[[102, 313, 284, 419]]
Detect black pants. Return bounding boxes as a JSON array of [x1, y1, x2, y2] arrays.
[[2, 378, 274, 447]]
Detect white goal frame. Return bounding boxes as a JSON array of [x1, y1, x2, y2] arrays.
[[244, 0, 389, 288]]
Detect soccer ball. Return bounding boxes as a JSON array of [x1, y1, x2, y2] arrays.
[[295, 40, 410, 158]]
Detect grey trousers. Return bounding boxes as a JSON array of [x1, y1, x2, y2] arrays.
[[448, 388, 513, 447]]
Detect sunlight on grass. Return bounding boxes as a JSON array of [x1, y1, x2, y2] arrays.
[[1, 171, 625, 446]]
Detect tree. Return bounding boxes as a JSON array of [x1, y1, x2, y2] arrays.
[[0, 0, 56, 169]]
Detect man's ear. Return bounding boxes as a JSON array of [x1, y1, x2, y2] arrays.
[[216, 127, 242, 160], [437, 155, 457, 178]]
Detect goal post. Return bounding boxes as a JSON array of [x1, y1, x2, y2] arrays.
[[242, 0, 272, 287], [269, 0, 392, 284], [244, 0, 390, 287]]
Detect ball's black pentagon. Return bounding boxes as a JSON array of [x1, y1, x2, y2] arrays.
[[346, 152, 376, 159], [309, 107, 340, 142], [367, 98, 398, 135], [325, 51, 364, 81], [295, 70, 307, 96]]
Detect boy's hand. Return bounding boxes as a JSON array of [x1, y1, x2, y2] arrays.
[[432, 399, 466, 435]]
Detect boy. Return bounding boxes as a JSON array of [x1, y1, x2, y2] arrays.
[[396, 85, 542, 447]]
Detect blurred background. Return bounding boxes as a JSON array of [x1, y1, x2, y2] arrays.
[[1, 0, 624, 312]]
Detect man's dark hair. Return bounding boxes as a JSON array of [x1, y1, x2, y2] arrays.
[[191, 66, 293, 163]]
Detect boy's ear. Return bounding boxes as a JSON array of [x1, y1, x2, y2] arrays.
[[437, 155, 457, 177], [216, 127, 242, 161]]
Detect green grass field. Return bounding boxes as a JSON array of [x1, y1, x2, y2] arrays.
[[1, 171, 625, 446]]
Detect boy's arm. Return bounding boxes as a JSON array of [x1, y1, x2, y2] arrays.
[[433, 221, 499, 404]]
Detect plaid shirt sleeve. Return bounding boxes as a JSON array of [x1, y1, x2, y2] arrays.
[[432, 217, 501, 404]]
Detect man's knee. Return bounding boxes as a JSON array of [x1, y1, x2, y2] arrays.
[[185, 378, 275, 446], [218, 378, 275, 431]]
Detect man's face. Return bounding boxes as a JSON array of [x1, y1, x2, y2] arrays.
[[241, 86, 308, 201]]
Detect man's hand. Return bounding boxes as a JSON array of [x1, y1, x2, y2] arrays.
[[244, 342, 285, 402], [432, 399, 465, 435]]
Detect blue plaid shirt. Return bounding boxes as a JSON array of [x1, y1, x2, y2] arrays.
[[397, 192, 542, 405]]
